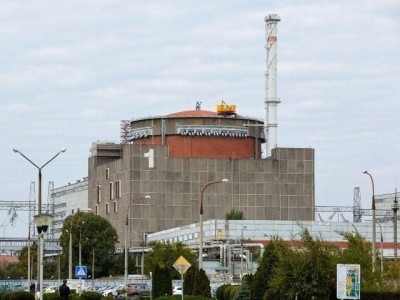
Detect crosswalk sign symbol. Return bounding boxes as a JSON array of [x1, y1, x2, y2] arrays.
[[75, 266, 87, 278]]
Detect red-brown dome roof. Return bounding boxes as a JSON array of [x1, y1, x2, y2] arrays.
[[167, 110, 218, 117]]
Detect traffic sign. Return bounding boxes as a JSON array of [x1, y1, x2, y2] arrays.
[[75, 266, 88, 278], [173, 256, 191, 275]]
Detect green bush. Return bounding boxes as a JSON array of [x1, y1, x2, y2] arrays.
[[43, 292, 59, 300], [156, 296, 209, 300], [360, 290, 400, 300], [228, 286, 239, 300], [1, 291, 35, 300], [216, 284, 230, 300], [80, 291, 102, 300]]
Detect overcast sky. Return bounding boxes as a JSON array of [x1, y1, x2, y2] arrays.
[[1, 1, 399, 237]]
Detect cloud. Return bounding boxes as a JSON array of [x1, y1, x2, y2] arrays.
[[0, 0, 399, 237]]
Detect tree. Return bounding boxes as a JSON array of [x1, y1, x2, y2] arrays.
[[252, 236, 287, 300], [225, 209, 244, 220], [193, 268, 211, 298], [17, 242, 38, 280], [183, 265, 196, 295], [145, 242, 197, 278], [59, 211, 119, 278], [266, 227, 338, 299], [234, 274, 254, 300], [152, 264, 172, 298], [336, 228, 380, 288]]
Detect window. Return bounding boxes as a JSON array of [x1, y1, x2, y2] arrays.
[[115, 180, 122, 198], [95, 205, 99, 215], [109, 182, 114, 200], [106, 168, 110, 179], [97, 185, 102, 203], [106, 203, 110, 214], [113, 201, 118, 213]]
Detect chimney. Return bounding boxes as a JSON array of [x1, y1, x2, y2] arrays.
[[265, 14, 281, 157]]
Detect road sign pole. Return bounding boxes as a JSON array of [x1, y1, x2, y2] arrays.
[[181, 272, 184, 300]]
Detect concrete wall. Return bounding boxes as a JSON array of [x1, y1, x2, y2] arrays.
[[88, 144, 314, 247]]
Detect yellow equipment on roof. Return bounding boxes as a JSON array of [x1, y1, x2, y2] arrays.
[[217, 100, 236, 115]]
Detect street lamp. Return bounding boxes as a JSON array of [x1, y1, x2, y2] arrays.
[[135, 232, 146, 276], [79, 222, 85, 267], [240, 225, 248, 279], [376, 221, 384, 273], [199, 179, 229, 270], [363, 170, 376, 272], [13, 148, 66, 295], [124, 195, 151, 289], [34, 213, 53, 300], [65, 227, 73, 279], [13, 148, 66, 215], [89, 238, 97, 289], [78, 221, 85, 295], [392, 190, 398, 261]]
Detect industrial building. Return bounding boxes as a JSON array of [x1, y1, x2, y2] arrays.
[[88, 111, 314, 247], [50, 179, 89, 239], [87, 13, 315, 248]]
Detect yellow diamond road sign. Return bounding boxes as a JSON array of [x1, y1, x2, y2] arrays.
[[173, 256, 191, 275]]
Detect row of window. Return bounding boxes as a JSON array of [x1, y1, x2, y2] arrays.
[[94, 201, 118, 215], [162, 233, 199, 244], [96, 180, 122, 202], [52, 185, 87, 198]]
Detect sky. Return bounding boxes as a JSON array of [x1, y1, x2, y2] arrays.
[[1, 0, 399, 237]]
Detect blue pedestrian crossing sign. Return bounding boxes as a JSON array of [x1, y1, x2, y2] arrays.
[[75, 266, 88, 278]]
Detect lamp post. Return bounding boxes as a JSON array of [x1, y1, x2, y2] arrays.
[[363, 170, 376, 272], [13, 148, 66, 215], [34, 213, 53, 300], [68, 228, 73, 279], [392, 189, 398, 261], [199, 179, 229, 270], [135, 232, 146, 276], [124, 196, 151, 289], [65, 227, 73, 279], [240, 225, 248, 279], [78, 222, 85, 295], [376, 221, 384, 273], [13, 148, 66, 295], [27, 231, 31, 291], [91, 240, 96, 288], [79, 222, 85, 267]]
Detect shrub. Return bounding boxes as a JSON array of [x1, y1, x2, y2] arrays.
[[156, 296, 209, 300], [43, 292, 59, 300], [1, 291, 35, 300], [80, 291, 103, 300], [216, 284, 231, 300]]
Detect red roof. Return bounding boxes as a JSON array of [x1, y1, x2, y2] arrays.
[[167, 110, 218, 117]]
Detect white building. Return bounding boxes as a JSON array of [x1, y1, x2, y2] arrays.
[[147, 219, 395, 277], [50, 179, 89, 239], [376, 191, 400, 211]]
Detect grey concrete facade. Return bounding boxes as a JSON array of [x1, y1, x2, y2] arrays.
[[88, 143, 314, 247]]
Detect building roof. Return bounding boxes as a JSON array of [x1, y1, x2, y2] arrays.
[[167, 109, 218, 117]]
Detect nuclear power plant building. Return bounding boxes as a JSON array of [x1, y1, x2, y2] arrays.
[[88, 108, 315, 247]]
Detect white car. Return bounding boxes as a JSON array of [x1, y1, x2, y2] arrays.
[[44, 286, 58, 293], [111, 285, 125, 297], [102, 286, 115, 297], [172, 286, 183, 295]]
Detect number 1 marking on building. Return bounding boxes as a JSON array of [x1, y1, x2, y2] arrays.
[[144, 149, 154, 168]]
